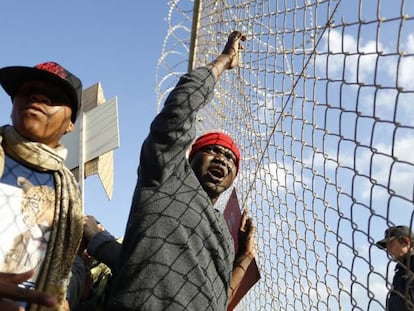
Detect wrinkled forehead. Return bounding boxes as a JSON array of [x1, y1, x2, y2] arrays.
[[206, 144, 236, 156]]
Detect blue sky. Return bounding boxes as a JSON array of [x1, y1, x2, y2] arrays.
[[2, 2, 414, 309], [0, 1, 171, 237]]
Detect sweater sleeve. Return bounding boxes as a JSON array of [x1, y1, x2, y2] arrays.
[[87, 231, 121, 273], [139, 67, 216, 186]]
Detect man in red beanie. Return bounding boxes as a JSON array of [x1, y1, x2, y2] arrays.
[[108, 31, 256, 311]]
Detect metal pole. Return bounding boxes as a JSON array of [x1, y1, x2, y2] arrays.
[[78, 111, 85, 212], [188, 0, 202, 72]]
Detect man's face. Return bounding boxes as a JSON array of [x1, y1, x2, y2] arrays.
[[190, 144, 238, 203], [11, 81, 74, 148], [386, 237, 411, 261]]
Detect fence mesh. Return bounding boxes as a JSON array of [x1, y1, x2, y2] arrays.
[[156, 0, 414, 310]]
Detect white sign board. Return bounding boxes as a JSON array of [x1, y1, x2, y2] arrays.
[[62, 97, 119, 170]]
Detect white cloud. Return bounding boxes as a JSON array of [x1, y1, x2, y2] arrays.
[[407, 33, 414, 53], [392, 135, 414, 162], [398, 55, 414, 90], [353, 136, 414, 200], [354, 40, 385, 82], [324, 29, 357, 54], [266, 162, 287, 188], [377, 91, 395, 107], [316, 30, 387, 83], [316, 29, 414, 92], [315, 30, 356, 74]]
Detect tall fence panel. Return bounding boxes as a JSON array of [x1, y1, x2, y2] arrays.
[[156, 1, 414, 310]]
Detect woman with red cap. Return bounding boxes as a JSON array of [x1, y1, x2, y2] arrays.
[[108, 31, 256, 311]]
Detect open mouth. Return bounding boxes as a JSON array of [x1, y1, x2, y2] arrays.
[[208, 165, 226, 180]]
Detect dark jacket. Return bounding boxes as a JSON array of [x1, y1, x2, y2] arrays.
[[68, 231, 121, 310], [87, 231, 121, 273], [388, 253, 414, 311]]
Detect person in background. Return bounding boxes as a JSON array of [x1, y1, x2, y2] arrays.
[[108, 31, 256, 311], [68, 215, 122, 311], [0, 62, 84, 310], [376, 225, 414, 310]]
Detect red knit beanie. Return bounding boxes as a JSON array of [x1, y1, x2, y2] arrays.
[[189, 132, 240, 171]]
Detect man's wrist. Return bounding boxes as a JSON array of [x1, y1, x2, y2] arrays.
[[233, 253, 254, 270], [207, 54, 233, 79]]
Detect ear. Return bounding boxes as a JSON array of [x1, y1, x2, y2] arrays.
[[64, 121, 74, 135]]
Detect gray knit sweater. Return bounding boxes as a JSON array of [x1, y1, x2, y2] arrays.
[[108, 67, 235, 311]]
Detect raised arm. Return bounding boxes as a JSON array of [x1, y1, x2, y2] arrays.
[[139, 31, 246, 186]]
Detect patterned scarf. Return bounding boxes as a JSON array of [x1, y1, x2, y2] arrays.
[[0, 125, 83, 311]]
